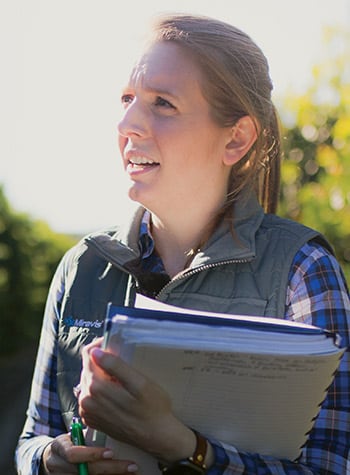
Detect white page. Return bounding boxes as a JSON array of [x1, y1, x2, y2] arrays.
[[122, 344, 343, 459], [113, 316, 339, 355], [135, 294, 320, 330]]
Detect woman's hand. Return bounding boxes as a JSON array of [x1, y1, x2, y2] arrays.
[[40, 433, 139, 474], [78, 340, 196, 464]]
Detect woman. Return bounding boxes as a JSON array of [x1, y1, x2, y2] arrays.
[[16, 14, 350, 475]]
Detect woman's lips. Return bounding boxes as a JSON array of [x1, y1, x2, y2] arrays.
[[126, 160, 160, 175], [126, 154, 160, 174]]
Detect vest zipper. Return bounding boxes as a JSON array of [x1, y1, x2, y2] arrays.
[[88, 239, 254, 303], [156, 257, 253, 300]]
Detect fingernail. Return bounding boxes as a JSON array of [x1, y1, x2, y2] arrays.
[[102, 449, 114, 459], [92, 347, 104, 360], [128, 464, 139, 472]]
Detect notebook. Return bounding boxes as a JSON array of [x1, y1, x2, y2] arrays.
[[86, 295, 345, 473]]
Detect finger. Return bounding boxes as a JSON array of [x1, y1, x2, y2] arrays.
[[90, 348, 146, 396], [81, 338, 104, 367], [45, 436, 78, 473], [53, 435, 140, 474], [51, 433, 115, 464], [80, 341, 109, 395], [84, 337, 104, 352]]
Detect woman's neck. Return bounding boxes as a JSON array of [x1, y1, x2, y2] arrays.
[[150, 210, 216, 278]]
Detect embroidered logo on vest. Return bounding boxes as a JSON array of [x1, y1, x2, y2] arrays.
[[63, 316, 104, 329]]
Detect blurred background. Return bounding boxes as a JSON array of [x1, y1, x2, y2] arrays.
[[1, 0, 350, 472]]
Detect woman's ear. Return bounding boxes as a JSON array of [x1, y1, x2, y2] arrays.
[[223, 116, 258, 166]]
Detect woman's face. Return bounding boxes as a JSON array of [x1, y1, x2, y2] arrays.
[[118, 41, 232, 216]]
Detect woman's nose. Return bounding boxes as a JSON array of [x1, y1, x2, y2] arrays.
[[117, 99, 149, 138]]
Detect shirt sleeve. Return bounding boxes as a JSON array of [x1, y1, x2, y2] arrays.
[[206, 240, 350, 475], [15, 249, 74, 475]]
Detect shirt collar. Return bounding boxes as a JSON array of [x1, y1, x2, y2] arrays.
[[139, 210, 155, 259]]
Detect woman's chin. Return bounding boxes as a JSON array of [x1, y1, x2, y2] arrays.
[[128, 186, 153, 209], [128, 190, 167, 217]]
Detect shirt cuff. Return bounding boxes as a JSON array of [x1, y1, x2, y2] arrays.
[[15, 435, 53, 475]]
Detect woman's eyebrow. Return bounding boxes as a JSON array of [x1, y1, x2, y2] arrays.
[[142, 84, 181, 101]]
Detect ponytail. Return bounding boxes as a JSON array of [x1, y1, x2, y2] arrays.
[[259, 105, 281, 214]]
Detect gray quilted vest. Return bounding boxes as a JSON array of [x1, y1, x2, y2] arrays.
[[56, 206, 330, 430]]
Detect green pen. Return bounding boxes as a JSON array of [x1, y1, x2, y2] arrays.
[[70, 416, 89, 475]]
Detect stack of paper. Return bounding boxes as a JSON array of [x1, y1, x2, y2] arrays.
[[86, 295, 345, 474]]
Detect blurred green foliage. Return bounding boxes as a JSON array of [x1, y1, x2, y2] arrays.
[[0, 186, 76, 355], [279, 26, 350, 284]]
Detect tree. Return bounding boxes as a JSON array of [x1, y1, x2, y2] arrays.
[[0, 186, 76, 355], [279, 26, 350, 283]]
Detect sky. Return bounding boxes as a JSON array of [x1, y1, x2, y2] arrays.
[[1, 0, 349, 234]]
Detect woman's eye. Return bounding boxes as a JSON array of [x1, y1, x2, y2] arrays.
[[121, 94, 134, 106], [154, 96, 175, 109]]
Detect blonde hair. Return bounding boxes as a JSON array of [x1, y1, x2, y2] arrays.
[[150, 14, 281, 215]]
